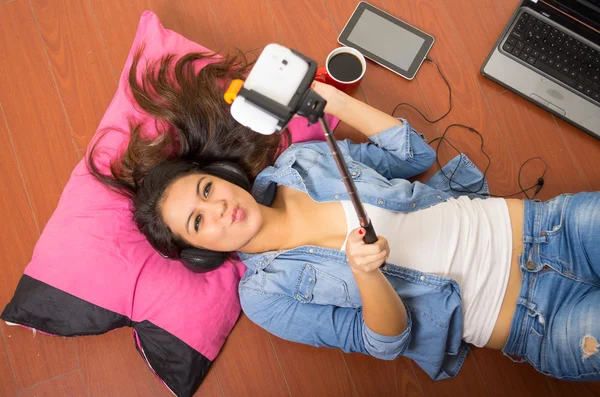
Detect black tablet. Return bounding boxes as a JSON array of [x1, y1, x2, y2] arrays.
[[338, 2, 435, 80]]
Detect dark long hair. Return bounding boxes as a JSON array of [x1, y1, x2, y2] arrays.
[[133, 160, 202, 256], [88, 46, 289, 256], [88, 45, 289, 197]]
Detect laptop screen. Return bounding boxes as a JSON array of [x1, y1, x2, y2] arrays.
[[551, 0, 600, 31]]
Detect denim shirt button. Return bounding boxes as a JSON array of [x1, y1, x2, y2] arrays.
[[351, 172, 357, 176], [437, 195, 442, 200], [305, 294, 309, 298], [335, 194, 340, 199], [420, 275, 425, 281], [309, 248, 314, 254], [412, 202, 417, 208], [526, 260, 536, 270], [308, 278, 313, 282], [378, 199, 384, 205]]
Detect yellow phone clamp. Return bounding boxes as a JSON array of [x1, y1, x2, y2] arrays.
[[223, 79, 245, 104]]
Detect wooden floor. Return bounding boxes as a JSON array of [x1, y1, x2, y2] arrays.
[[0, 0, 599, 396]]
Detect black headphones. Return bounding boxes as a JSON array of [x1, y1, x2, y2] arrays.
[[159, 161, 252, 274]]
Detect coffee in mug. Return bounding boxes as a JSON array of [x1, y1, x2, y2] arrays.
[[327, 52, 364, 82], [315, 47, 366, 92]]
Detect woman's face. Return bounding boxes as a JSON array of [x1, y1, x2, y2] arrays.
[[160, 173, 263, 252]]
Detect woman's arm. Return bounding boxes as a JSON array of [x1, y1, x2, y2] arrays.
[[240, 286, 412, 360], [345, 228, 407, 336], [312, 81, 436, 180], [312, 81, 402, 137]]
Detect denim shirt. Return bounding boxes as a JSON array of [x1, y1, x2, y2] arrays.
[[238, 119, 490, 381]]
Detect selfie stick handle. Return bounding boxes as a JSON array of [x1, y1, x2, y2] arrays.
[[317, 117, 377, 244]]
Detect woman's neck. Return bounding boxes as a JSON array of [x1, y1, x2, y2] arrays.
[[239, 200, 295, 254], [239, 186, 348, 254]]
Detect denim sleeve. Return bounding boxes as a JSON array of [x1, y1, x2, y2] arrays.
[[239, 288, 412, 360], [340, 119, 436, 180]]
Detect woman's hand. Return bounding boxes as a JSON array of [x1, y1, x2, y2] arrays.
[[310, 80, 347, 117], [345, 228, 389, 273]]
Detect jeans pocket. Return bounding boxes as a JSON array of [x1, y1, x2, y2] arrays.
[[525, 325, 547, 374], [543, 194, 573, 236]]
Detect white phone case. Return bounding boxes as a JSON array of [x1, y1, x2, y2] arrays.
[[230, 44, 309, 135]]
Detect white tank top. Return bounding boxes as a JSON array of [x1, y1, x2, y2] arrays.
[[340, 196, 512, 347]]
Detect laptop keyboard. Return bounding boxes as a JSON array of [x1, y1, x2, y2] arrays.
[[502, 12, 600, 103]]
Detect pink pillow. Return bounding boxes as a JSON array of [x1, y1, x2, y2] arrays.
[[1, 11, 337, 397]]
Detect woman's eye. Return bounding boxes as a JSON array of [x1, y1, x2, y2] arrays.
[[203, 182, 212, 198], [194, 214, 202, 232]]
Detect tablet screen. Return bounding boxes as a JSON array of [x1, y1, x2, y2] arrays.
[[347, 9, 425, 71], [338, 2, 434, 79]]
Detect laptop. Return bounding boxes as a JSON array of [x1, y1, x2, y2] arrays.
[[481, 0, 600, 139]]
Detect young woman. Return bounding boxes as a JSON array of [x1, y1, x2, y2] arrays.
[[90, 50, 600, 382]]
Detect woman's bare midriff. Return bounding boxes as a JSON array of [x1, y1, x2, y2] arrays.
[[485, 198, 524, 349]]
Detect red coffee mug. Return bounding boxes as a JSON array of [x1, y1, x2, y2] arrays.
[[315, 47, 367, 93]]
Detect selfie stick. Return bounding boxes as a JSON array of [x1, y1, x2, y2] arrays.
[[225, 73, 378, 244]]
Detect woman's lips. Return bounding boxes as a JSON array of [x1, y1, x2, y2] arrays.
[[232, 207, 245, 223]]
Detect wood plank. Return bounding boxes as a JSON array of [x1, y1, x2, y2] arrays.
[[552, 118, 600, 190], [411, 352, 489, 397], [0, 327, 17, 397], [31, 0, 117, 150], [1, 323, 78, 390], [0, 1, 80, 389], [498, 0, 521, 21], [149, 0, 223, 53], [342, 354, 423, 397], [485, 91, 592, 199], [205, 0, 282, 53], [0, 0, 80, 230], [268, 337, 356, 397], [213, 315, 290, 397], [89, 0, 148, 75], [0, 109, 74, 391], [19, 370, 86, 397], [266, 0, 339, 65], [440, 0, 510, 98], [547, 377, 600, 397], [72, 328, 155, 397], [470, 348, 553, 397]]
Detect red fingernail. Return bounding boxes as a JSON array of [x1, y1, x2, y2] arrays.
[[359, 229, 364, 235]]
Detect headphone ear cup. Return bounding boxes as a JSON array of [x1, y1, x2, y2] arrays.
[[179, 247, 228, 273], [203, 161, 251, 192]]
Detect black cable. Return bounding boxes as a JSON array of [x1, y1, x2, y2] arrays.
[[392, 57, 547, 199], [392, 58, 451, 123], [429, 124, 548, 199]]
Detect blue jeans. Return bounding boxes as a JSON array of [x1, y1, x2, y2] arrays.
[[503, 193, 600, 381]]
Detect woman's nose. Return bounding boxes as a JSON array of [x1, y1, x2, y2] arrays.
[[202, 200, 227, 222]]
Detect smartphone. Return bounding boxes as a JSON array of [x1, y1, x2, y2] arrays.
[[230, 44, 310, 135]]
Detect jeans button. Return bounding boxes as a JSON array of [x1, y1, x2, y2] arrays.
[[526, 260, 536, 270]]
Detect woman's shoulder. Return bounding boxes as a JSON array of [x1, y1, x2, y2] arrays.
[[277, 139, 353, 162]]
